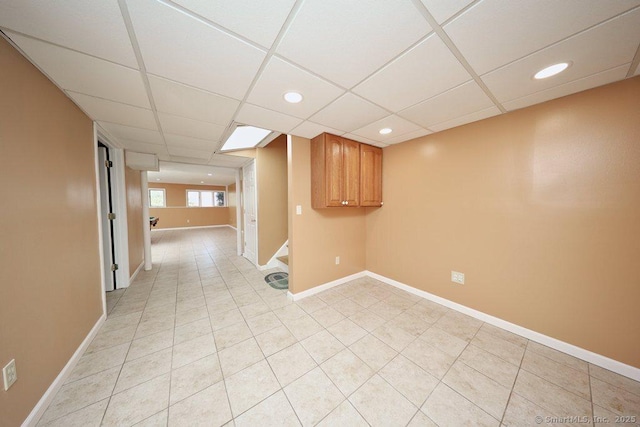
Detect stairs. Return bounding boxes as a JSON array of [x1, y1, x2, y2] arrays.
[[274, 243, 288, 273]]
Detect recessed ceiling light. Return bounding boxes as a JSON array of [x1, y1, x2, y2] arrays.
[[534, 62, 569, 79], [156, 178, 160, 181], [200, 181, 204, 184], [379, 128, 393, 135], [283, 91, 303, 103], [220, 125, 272, 151], [207, 173, 212, 176]]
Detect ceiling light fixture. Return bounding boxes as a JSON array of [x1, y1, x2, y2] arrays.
[[283, 91, 303, 103], [379, 128, 393, 135], [534, 62, 569, 79], [207, 173, 212, 176], [220, 125, 274, 152], [156, 178, 160, 181]]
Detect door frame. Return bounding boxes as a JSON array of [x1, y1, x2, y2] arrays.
[[242, 159, 258, 266]]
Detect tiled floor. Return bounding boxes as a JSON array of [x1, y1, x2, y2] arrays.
[[39, 227, 639, 426]]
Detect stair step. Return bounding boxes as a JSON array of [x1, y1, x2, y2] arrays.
[[277, 255, 289, 266]]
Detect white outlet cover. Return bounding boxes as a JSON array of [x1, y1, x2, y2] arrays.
[[296, 205, 302, 215], [3, 359, 17, 391], [451, 271, 465, 285], [335, 256, 340, 264]]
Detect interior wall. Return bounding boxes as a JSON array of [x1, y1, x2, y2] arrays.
[[228, 182, 237, 228], [0, 37, 103, 426], [150, 182, 226, 207], [257, 135, 288, 265], [288, 136, 367, 293], [366, 76, 640, 368], [125, 166, 144, 277]]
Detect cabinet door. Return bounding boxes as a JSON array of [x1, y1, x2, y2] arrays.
[[360, 144, 382, 207], [324, 133, 344, 207], [342, 138, 360, 206]]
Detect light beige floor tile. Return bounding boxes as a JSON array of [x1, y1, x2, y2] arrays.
[[332, 298, 365, 317], [209, 308, 243, 331], [423, 383, 499, 427], [102, 373, 171, 426], [407, 300, 450, 324], [234, 291, 263, 307], [284, 367, 345, 426], [239, 301, 271, 319], [127, 329, 174, 362], [406, 410, 438, 427], [514, 370, 592, 418], [458, 344, 519, 388], [471, 329, 525, 366], [328, 319, 368, 346], [300, 330, 345, 364], [274, 304, 307, 322], [174, 317, 211, 345], [389, 312, 431, 337], [208, 298, 239, 315], [87, 325, 137, 354], [282, 314, 323, 341], [372, 323, 417, 352], [350, 334, 398, 371], [502, 393, 555, 427], [175, 295, 205, 313], [170, 354, 222, 405], [591, 377, 640, 416], [443, 361, 511, 419], [245, 311, 282, 336], [316, 400, 368, 427], [102, 312, 143, 334], [255, 325, 298, 357], [321, 348, 374, 396], [172, 333, 217, 369], [421, 326, 468, 357], [218, 337, 264, 377], [114, 347, 172, 393], [175, 305, 208, 327], [479, 323, 528, 348], [268, 343, 317, 387], [40, 367, 120, 424], [262, 293, 292, 310], [384, 294, 417, 311], [311, 306, 346, 328], [349, 374, 418, 426], [213, 321, 253, 350], [225, 360, 281, 417], [168, 382, 232, 426], [317, 289, 346, 305], [402, 338, 456, 379], [234, 390, 301, 427], [66, 343, 129, 383], [39, 398, 108, 427], [379, 355, 439, 407], [349, 309, 386, 332], [349, 291, 380, 308], [295, 296, 328, 314], [135, 317, 175, 340], [368, 300, 404, 320], [434, 311, 482, 342], [590, 364, 640, 397], [593, 403, 638, 427], [527, 341, 588, 373], [521, 350, 590, 400]]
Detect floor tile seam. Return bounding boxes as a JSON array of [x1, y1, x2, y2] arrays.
[[586, 372, 640, 399], [517, 366, 595, 407], [524, 340, 588, 374]]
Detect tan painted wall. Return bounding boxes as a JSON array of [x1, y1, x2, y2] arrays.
[[148, 182, 229, 229], [257, 135, 288, 265], [0, 37, 103, 426], [288, 136, 367, 293], [366, 77, 640, 368], [125, 167, 143, 277], [228, 183, 237, 228]]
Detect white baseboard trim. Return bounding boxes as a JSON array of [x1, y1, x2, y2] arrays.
[[22, 313, 106, 427], [287, 271, 367, 301], [365, 271, 640, 382], [258, 260, 278, 271], [151, 224, 233, 231], [227, 225, 237, 230], [129, 261, 144, 284]]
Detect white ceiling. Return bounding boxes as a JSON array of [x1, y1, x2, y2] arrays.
[[1, 0, 639, 168], [148, 159, 246, 186]]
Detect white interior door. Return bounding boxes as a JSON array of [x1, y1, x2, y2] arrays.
[[243, 160, 257, 265], [98, 145, 115, 291]]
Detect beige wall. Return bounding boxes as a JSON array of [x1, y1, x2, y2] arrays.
[[366, 77, 640, 368], [288, 136, 367, 293], [0, 37, 103, 426], [257, 135, 288, 265], [125, 167, 144, 277], [228, 183, 237, 228], [148, 182, 229, 229]]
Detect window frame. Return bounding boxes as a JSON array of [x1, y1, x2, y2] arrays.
[[148, 188, 166, 208], [186, 189, 226, 207]]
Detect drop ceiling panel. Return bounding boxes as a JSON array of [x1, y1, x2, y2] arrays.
[[67, 92, 157, 130], [126, 0, 266, 100], [420, 0, 475, 24], [247, 57, 344, 119], [352, 115, 423, 143], [482, 8, 640, 103], [148, 76, 239, 126], [172, 0, 296, 48], [384, 129, 432, 145], [276, 0, 431, 88], [209, 154, 252, 167], [503, 64, 630, 111], [167, 146, 212, 160], [99, 122, 164, 145], [429, 106, 501, 132], [120, 140, 169, 156], [353, 34, 471, 111], [158, 113, 225, 141], [309, 93, 389, 133], [399, 81, 494, 128], [343, 133, 379, 146], [290, 121, 345, 139], [445, 0, 640, 75], [7, 32, 149, 108], [236, 104, 302, 133], [0, 0, 137, 67], [165, 134, 217, 152]]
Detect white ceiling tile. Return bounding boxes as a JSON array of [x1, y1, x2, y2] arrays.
[[165, 134, 218, 152], [98, 122, 164, 145], [7, 32, 149, 108], [429, 106, 501, 132], [157, 153, 171, 162], [445, 0, 640, 75], [121, 140, 169, 156], [384, 129, 432, 145], [158, 113, 225, 141], [352, 115, 423, 143], [126, 0, 266, 100], [169, 155, 209, 164], [172, 0, 296, 48], [399, 81, 495, 128], [209, 154, 252, 167], [277, 0, 431, 88], [289, 121, 345, 139], [0, 0, 137, 66], [148, 76, 239, 126], [343, 133, 378, 146], [353, 34, 471, 111], [482, 8, 640, 103], [420, 0, 475, 24], [236, 103, 303, 133], [309, 93, 389, 133], [247, 57, 344, 119], [503, 64, 630, 111], [167, 146, 212, 160], [67, 91, 157, 130]]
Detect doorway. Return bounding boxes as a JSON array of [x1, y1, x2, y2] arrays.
[[242, 160, 257, 265], [98, 143, 117, 291]]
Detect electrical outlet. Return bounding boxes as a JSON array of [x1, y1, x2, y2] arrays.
[[451, 271, 465, 285], [3, 359, 17, 391], [335, 256, 340, 265], [296, 205, 302, 215]]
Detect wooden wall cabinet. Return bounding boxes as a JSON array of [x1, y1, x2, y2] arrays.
[[311, 133, 382, 208]]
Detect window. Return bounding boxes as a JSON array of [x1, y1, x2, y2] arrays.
[[149, 189, 166, 207], [186, 190, 225, 207]]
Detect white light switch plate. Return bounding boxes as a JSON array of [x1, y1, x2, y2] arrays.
[[296, 205, 302, 215], [3, 359, 17, 391]]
